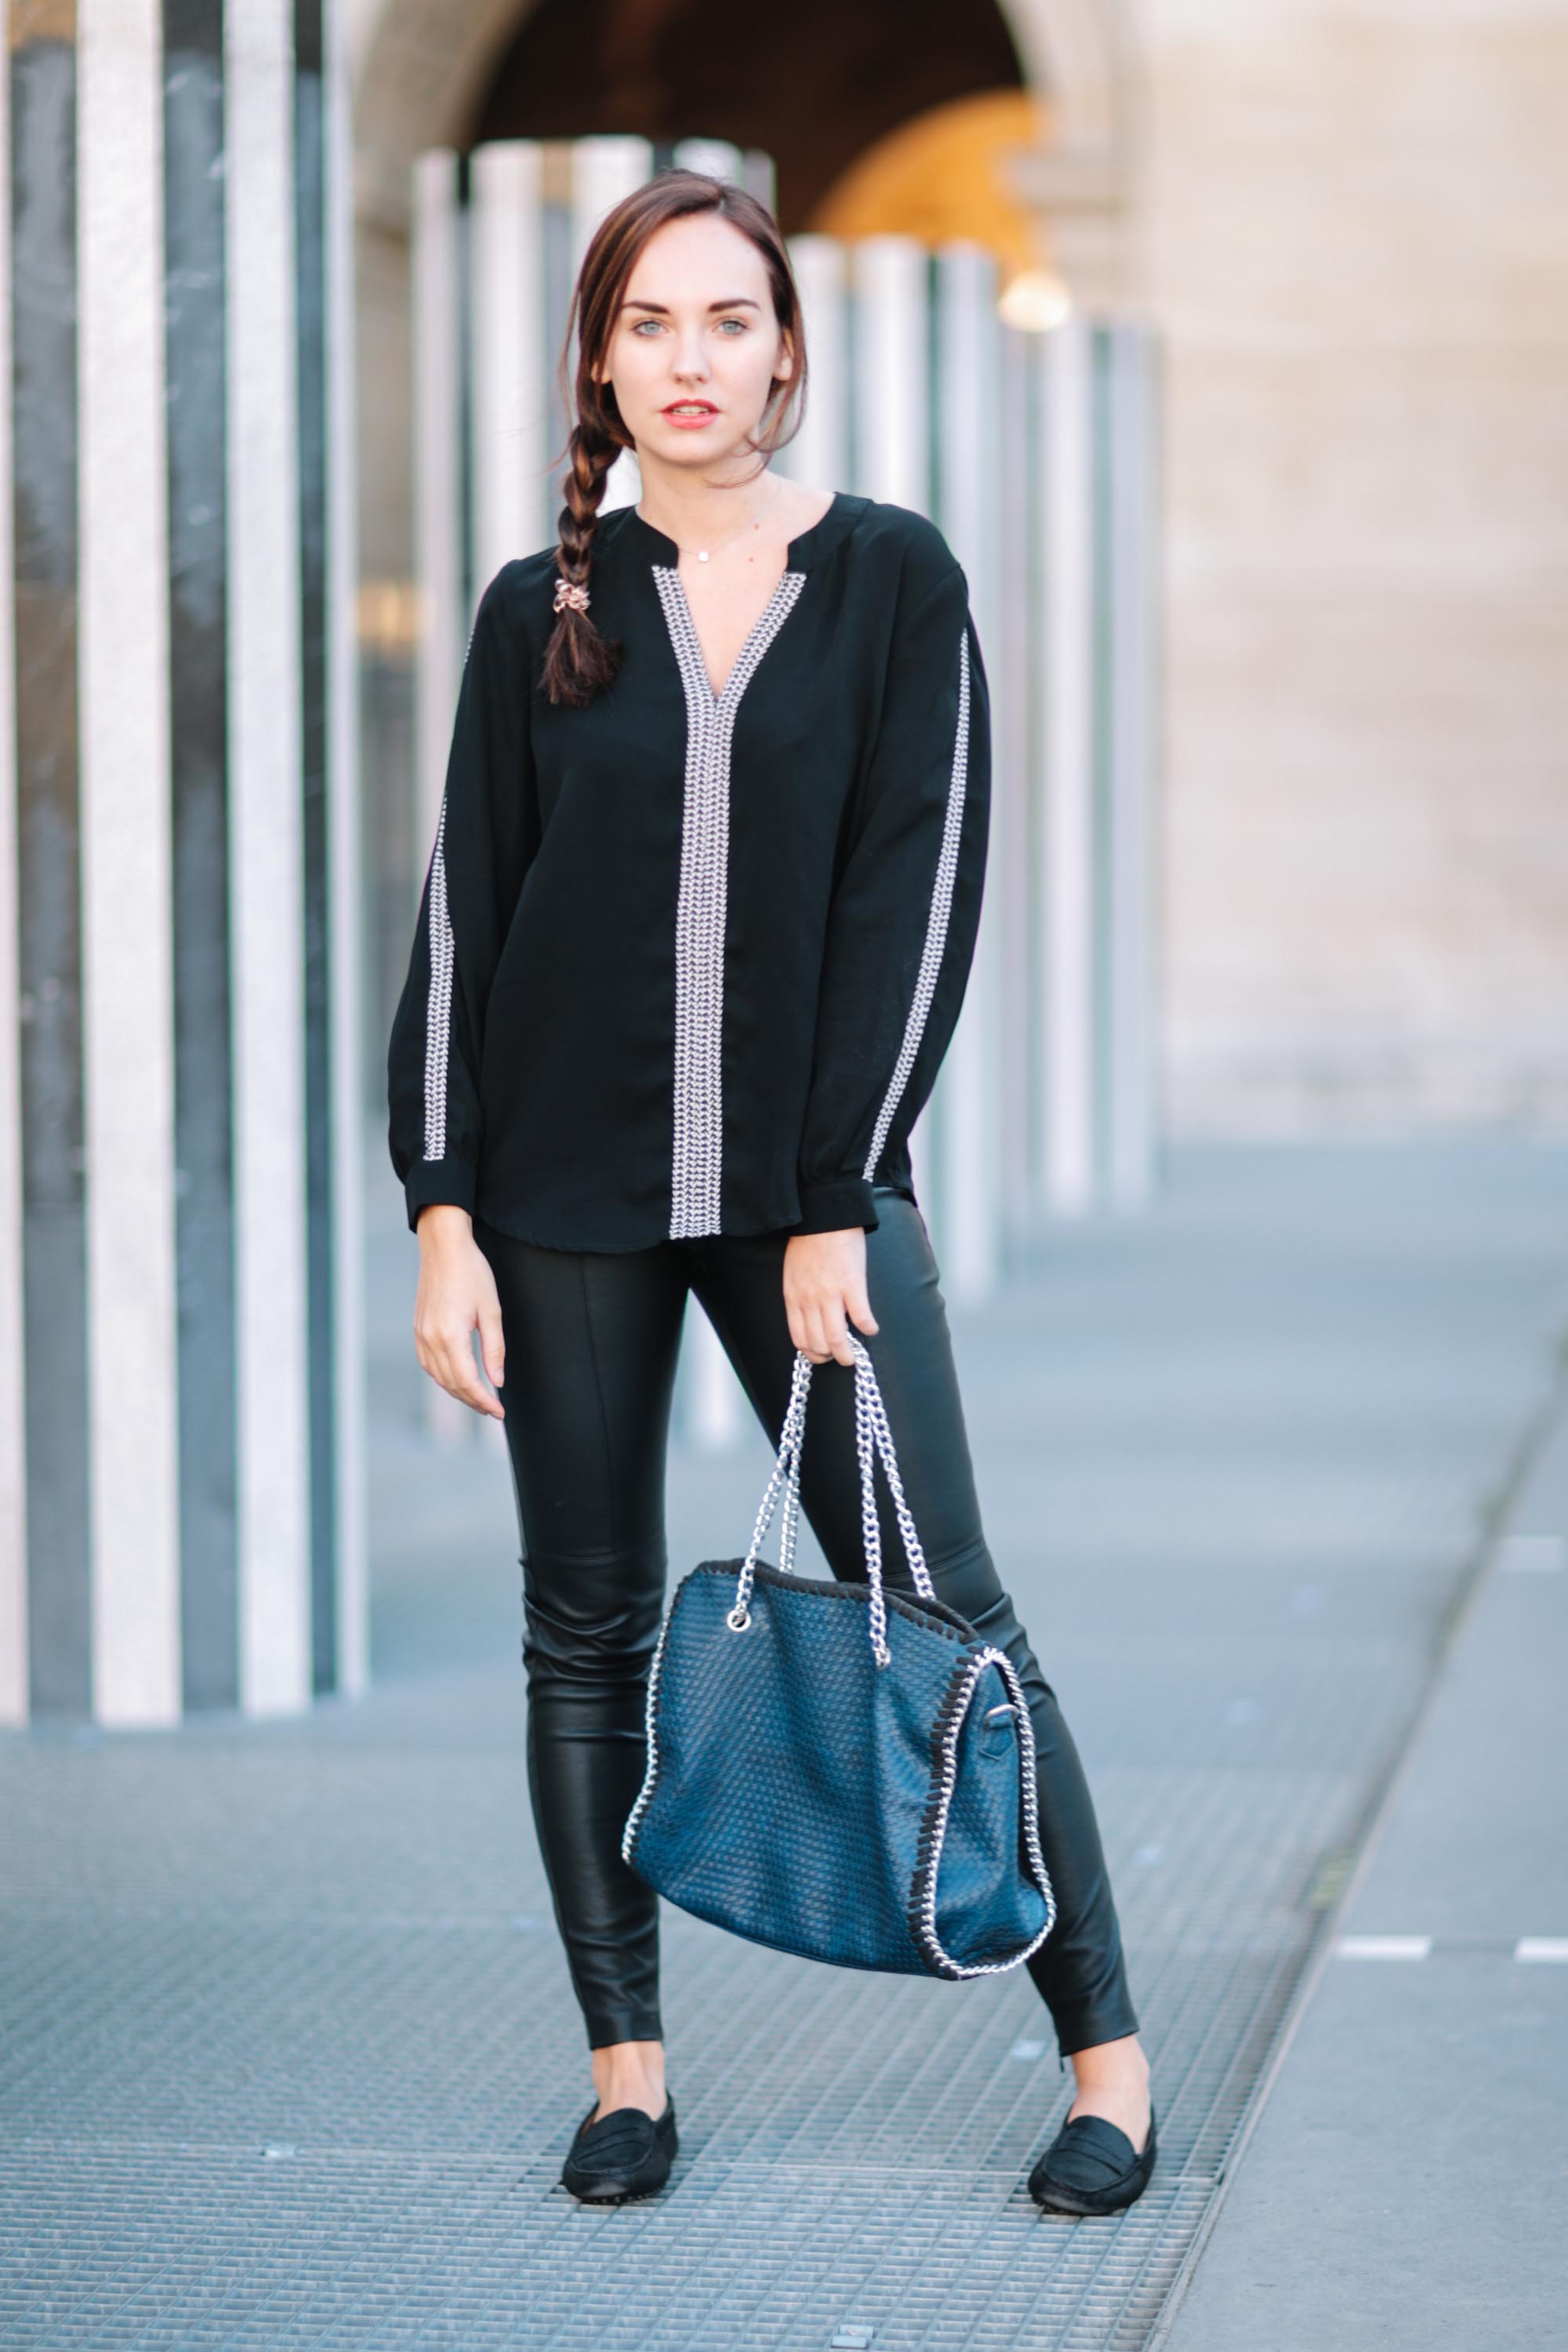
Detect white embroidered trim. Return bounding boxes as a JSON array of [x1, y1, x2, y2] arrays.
[[422, 609, 480, 1164], [422, 788, 456, 1161], [653, 565, 807, 1237], [860, 622, 971, 1183]]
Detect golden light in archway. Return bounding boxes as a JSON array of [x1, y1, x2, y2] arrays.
[[807, 87, 1069, 324]]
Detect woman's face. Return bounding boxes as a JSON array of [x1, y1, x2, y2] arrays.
[[595, 212, 793, 475]]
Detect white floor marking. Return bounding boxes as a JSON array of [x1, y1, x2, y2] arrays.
[[1334, 1934, 1432, 1960]]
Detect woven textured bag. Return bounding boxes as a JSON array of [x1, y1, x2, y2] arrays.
[[622, 1334, 1058, 1979]]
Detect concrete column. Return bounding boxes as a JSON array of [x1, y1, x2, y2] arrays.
[[933, 240, 1003, 1303]]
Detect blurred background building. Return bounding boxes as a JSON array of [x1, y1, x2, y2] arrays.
[[3, 0, 1565, 1726], [355, 0, 1568, 1136]]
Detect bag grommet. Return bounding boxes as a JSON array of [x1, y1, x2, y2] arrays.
[[726, 1605, 752, 1633]]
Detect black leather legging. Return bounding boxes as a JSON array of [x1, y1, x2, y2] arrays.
[[473, 1185, 1140, 2063]]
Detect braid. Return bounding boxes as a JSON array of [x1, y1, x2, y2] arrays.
[[540, 415, 624, 707]]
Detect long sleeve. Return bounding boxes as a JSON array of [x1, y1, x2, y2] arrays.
[[792, 543, 991, 1236], [387, 564, 539, 1235]]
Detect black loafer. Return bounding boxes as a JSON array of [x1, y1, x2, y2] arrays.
[[561, 2093, 677, 2204], [1029, 2099, 1156, 2216]]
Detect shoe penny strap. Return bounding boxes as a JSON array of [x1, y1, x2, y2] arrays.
[[1039, 2111, 1145, 2187], [572, 2107, 659, 2169]]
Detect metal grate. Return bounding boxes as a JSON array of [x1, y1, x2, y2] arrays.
[[5, 1140, 1566, 2350]]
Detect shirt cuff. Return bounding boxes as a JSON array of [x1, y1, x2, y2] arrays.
[[405, 1157, 478, 1236], [790, 1175, 880, 1236]]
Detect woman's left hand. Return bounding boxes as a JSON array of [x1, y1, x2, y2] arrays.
[[782, 1229, 880, 1366]]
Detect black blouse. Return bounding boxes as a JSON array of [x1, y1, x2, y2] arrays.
[[387, 490, 992, 1250]]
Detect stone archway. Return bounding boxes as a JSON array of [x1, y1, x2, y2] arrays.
[[349, 0, 1134, 242], [349, 0, 523, 235]]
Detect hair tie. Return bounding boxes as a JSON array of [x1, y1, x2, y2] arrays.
[[554, 575, 591, 615]]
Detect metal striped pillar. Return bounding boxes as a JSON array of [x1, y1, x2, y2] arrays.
[[931, 240, 1003, 1304], [847, 232, 940, 1231], [1039, 313, 1160, 1223], [0, 0, 364, 1726]]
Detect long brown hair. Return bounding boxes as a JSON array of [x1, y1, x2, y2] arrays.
[[541, 169, 809, 709]]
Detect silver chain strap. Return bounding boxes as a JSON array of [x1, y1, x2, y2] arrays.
[[728, 1335, 934, 1667], [728, 1347, 812, 1630], [854, 1340, 938, 1608]]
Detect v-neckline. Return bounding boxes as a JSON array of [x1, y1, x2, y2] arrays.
[[666, 564, 799, 706], [621, 489, 854, 707]]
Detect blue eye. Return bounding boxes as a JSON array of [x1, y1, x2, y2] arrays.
[[628, 316, 748, 335]]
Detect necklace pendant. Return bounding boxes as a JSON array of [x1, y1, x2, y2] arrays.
[[698, 550, 710, 561]]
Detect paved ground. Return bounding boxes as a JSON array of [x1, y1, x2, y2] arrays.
[[1153, 1344, 1568, 2352], [5, 1138, 1566, 2350]]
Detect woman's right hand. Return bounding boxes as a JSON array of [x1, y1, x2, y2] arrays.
[[413, 1205, 506, 1419]]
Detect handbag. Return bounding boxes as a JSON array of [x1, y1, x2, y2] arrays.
[[621, 1332, 1058, 1979]]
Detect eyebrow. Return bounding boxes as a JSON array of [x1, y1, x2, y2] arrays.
[[619, 296, 762, 315]]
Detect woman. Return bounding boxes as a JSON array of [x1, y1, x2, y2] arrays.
[[387, 167, 1155, 2215]]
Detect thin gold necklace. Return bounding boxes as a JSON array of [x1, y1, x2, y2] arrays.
[[637, 473, 786, 563]]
